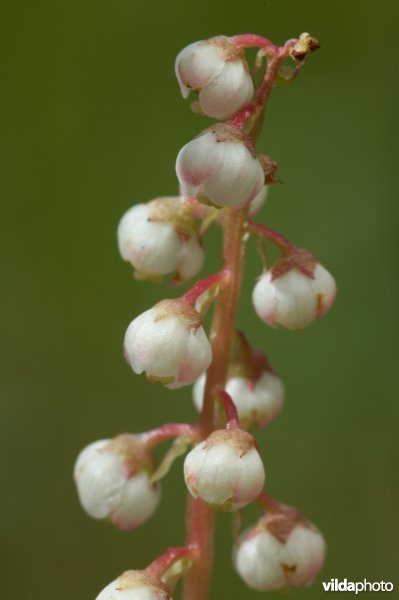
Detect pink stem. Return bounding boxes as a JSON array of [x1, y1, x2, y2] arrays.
[[140, 423, 196, 449], [181, 272, 227, 306], [183, 34, 308, 600], [248, 220, 296, 255], [228, 102, 258, 129], [199, 207, 248, 436], [229, 38, 304, 134], [255, 52, 283, 107], [231, 34, 278, 54], [228, 51, 283, 135], [256, 490, 289, 513], [184, 497, 215, 596], [216, 387, 240, 429], [183, 207, 248, 600], [146, 546, 196, 579]]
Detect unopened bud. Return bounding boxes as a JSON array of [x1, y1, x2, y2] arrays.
[[249, 185, 268, 216], [96, 570, 171, 600], [193, 370, 284, 429], [252, 262, 336, 330], [290, 33, 320, 62], [176, 124, 264, 208], [234, 512, 326, 590], [74, 434, 160, 530], [117, 198, 203, 282], [175, 37, 253, 119], [124, 300, 212, 387], [184, 428, 265, 511]]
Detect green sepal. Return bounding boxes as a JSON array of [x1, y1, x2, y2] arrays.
[[150, 434, 193, 484]]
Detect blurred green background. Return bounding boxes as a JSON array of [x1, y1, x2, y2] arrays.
[[1, 0, 398, 598]]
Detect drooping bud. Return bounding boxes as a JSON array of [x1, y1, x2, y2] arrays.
[[193, 371, 283, 429], [96, 570, 171, 600], [175, 37, 253, 119], [233, 512, 326, 590], [175, 233, 205, 282], [73, 434, 160, 530], [176, 124, 265, 208], [184, 428, 265, 511], [124, 299, 212, 387], [117, 197, 204, 282], [193, 331, 284, 428], [252, 252, 336, 330]]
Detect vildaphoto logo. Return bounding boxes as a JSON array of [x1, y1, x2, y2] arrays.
[[322, 579, 394, 594]]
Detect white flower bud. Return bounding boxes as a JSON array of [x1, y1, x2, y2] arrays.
[[175, 234, 204, 282], [234, 514, 326, 590], [124, 300, 212, 387], [184, 429, 265, 511], [249, 185, 268, 216], [74, 435, 160, 530], [193, 371, 284, 429], [252, 263, 336, 330], [176, 125, 265, 208], [175, 37, 253, 119], [214, 185, 268, 225], [117, 198, 204, 281], [96, 571, 171, 600]]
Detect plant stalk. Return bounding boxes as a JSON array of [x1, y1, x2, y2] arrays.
[[183, 205, 248, 600], [182, 41, 288, 600]]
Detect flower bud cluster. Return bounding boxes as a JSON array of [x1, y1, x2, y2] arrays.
[[77, 31, 335, 599], [118, 197, 203, 282], [74, 434, 160, 530]]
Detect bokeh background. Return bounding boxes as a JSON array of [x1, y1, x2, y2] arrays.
[[1, 0, 398, 598]]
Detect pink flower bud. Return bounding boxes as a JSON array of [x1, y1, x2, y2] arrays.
[[252, 263, 336, 330], [234, 513, 326, 590], [175, 37, 253, 119], [176, 124, 265, 208], [117, 198, 204, 281], [184, 429, 265, 511], [73, 435, 160, 530], [193, 370, 284, 429], [96, 570, 171, 600], [124, 300, 212, 387]]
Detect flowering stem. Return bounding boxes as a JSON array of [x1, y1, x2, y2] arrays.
[[183, 37, 303, 600], [199, 205, 249, 436], [183, 205, 248, 600]]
